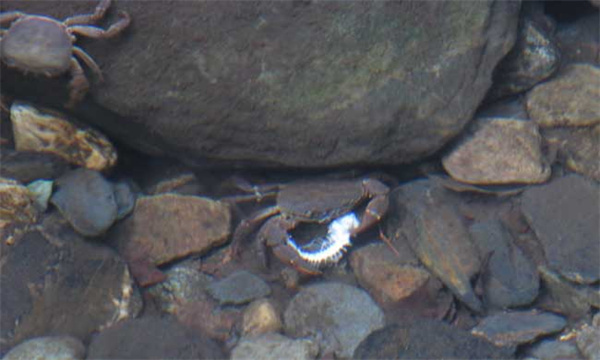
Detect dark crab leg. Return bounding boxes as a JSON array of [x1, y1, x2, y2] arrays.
[[66, 58, 90, 108], [352, 178, 390, 235], [229, 206, 279, 257], [73, 46, 103, 81], [259, 216, 322, 275], [68, 11, 130, 39], [63, 0, 112, 26]]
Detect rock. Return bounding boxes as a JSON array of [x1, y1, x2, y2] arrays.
[[112, 180, 136, 220], [390, 183, 483, 312], [0, 217, 140, 353], [1, 1, 520, 167], [354, 320, 514, 359], [488, 17, 560, 100], [350, 242, 430, 306], [471, 310, 567, 348], [526, 64, 600, 128], [283, 282, 384, 358], [111, 194, 230, 286], [242, 299, 282, 337], [9, 102, 117, 172], [208, 270, 271, 305], [50, 169, 118, 237], [86, 316, 224, 360], [2, 336, 85, 360], [527, 339, 583, 360], [442, 117, 550, 184], [555, 13, 599, 66], [0, 150, 69, 184], [577, 313, 600, 360], [175, 298, 241, 343], [26, 179, 53, 212], [521, 174, 600, 284], [147, 264, 214, 313], [231, 333, 318, 360], [469, 220, 539, 308], [543, 125, 600, 181], [0, 178, 38, 227]]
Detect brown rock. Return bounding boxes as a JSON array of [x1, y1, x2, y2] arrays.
[[526, 64, 600, 128], [443, 118, 550, 184], [0, 178, 38, 226], [112, 194, 231, 285], [10, 102, 117, 172], [242, 299, 282, 337], [543, 125, 600, 181]]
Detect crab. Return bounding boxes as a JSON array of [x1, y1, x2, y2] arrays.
[[0, 0, 130, 108], [227, 178, 390, 275]]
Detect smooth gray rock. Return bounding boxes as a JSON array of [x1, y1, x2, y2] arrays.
[[208, 270, 271, 305], [2, 336, 85, 360]]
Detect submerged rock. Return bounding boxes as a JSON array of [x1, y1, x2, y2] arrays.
[[2, 336, 85, 360]]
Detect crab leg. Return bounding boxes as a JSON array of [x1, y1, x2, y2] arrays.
[[229, 206, 279, 257], [72, 46, 104, 81], [64, 0, 112, 26], [352, 178, 390, 235], [68, 11, 130, 39], [66, 58, 90, 108]]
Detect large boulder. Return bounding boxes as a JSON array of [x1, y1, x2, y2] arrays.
[[1, 1, 521, 167]]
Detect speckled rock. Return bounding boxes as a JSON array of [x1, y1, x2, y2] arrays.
[[443, 117, 550, 184], [469, 220, 539, 308], [471, 310, 567, 348], [543, 125, 600, 181], [242, 299, 282, 337], [231, 333, 318, 360], [50, 168, 118, 237], [0, 178, 38, 227], [350, 242, 430, 306], [9, 102, 117, 171], [488, 17, 559, 100], [354, 320, 514, 359], [2, 336, 85, 360], [111, 193, 230, 285], [87, 316, 224, 360], [521, 175, 600, 284], [577, 313, 600, 360], [1, 1, 520, 168], [526, 64, 600, 128], [284, 282, 384, 358], [208, 270, 271, 305]]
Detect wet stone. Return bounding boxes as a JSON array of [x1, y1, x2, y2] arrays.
[[469, 220, 539, 308], [0, 150, 69, 184], [0, 220, 140, 353], [26, 179, 53, 212], [111, 194, 230, 286], [0, 178, 38, 226], [471, 310, 567, 348], [390, 183, 483, 312], [555, 13, 599, 66], [147, 264, 214, 313], [350, 242, 430, 306], [242, 299, 282, 337], [231, 333, 318, 360], [354, 320, 514, 359], [527, 339, 583, 360], [488, 18, 559, 100], [9, 102, 117, 172], [112, 180, 136, 220], [443, 117, 550, 184], [526, 64, 600, 128], [2, 336, 85, 360], [284, 282, 384, 358], [208, 270, 271, 305], [543, 125, 600, 181], [577, 313, 600, 360], [521, 174, 600, 284], [50, 168, 118, 237], [87, 316, 224, 360]]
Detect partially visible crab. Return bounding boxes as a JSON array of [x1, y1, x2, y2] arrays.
[[0, 0, 130, 108], [227, 178, 390, 275]]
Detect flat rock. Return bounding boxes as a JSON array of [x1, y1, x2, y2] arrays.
[[471, 310, 567, 348], [111, 194, 230, 285], [543, 125, 600, 181], [0, 150, 69, 184], [86, 316, 224, 360], [354, 320, 514, 359], [350, 242, 430, 306], [231, 333, 318, 360], [50, 169, 118, 237], [284, 282, 384, 358], [0, 217, 140, 354], [527, 339, 583, 360], [10, 102, 117, 172], [521, 174, 600, 284], [1, 1, 520, 167], [2, 336, 85, 360], [469, 220, 539, 308], [526, 64, 600, 128], [207, 270, 271, 305], [390, 182, 483, 312], [443, 117, 550, 184]]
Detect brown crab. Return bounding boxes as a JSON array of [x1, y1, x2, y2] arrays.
[[0, 0, 130, 108], [227, 178, 391, 275]]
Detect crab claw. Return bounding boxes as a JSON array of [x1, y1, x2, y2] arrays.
[[352, 178, 390, 235]]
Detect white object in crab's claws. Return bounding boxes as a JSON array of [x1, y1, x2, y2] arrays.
[[287, 212, 361, 265]]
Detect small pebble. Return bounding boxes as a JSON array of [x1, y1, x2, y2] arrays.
[[3, 336, 85, 360], [242, 298, 282, 336], [208, 270, 271, 305], [231, 333, 318, 360]]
